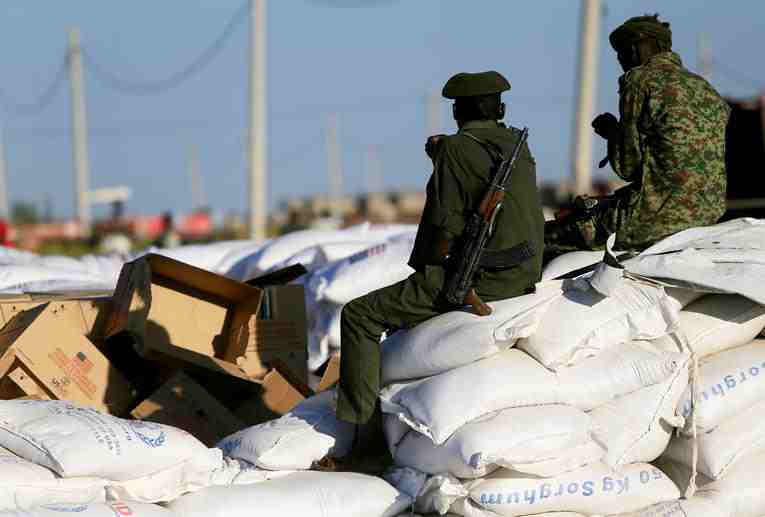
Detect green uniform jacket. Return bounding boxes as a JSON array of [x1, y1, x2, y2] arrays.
[[408, 120, 545, 302], [607, 52, 731, 250]]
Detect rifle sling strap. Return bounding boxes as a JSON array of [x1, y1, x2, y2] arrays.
[[461, 131, 505, 166], [460, 132, 534, 270], [478, 241, 536, 269]]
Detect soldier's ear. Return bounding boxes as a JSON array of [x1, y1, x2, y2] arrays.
[[452, 103, 458, 121], [498, 103, 506, 120]]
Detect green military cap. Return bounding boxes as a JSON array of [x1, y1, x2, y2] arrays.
[[442, 71, 511, 99], [609, 14, 672, 51]]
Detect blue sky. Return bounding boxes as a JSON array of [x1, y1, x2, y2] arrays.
[[1, 1, 763, 219]]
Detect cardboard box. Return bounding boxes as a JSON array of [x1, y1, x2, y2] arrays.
[[317, 354, 340, 393], [230, 284, 307, 381], [136, 342, 307, 425], [106, 254, 308, 382], [234, 367, 308, 424], [0, 303, 134, 415], [0, 295, 113, 341], [131, 371, 244, 446]]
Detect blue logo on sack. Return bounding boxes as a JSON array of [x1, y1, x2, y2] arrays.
[[41, 505, 88, 513], [129, 420, 167, 448]]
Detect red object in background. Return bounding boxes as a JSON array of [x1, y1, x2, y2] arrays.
[[178, 211, 213, 239], [0, 219, 14, 247]]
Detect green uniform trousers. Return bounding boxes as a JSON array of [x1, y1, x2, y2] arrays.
[[336, 269, 448, 424]]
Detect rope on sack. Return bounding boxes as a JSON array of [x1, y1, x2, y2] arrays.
[[674, 328, 700, 498]]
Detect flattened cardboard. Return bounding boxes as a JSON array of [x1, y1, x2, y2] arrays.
[[0, 304, 134, 415], [131, 371, 244, 446]]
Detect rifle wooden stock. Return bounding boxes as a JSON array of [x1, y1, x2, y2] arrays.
[[465, 288, 492, 316]]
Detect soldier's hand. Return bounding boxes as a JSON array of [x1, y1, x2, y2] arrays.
[[592, 113, 619, 140], [425, 134, 446, 161]]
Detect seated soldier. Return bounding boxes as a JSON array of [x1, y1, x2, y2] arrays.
[[545, 14, 731, 263], [331, 71, 545, 465]]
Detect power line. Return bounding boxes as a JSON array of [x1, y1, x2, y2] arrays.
[[81, 1, 249, 95], [0, 57, 68, 117]]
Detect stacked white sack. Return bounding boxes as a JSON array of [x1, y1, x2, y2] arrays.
[[652, 451, 765, 517], [0, 401, 238, 503], [385, 405, 603, 479], [623, 218, 765, 306], [0, 446, 106, 511], [0, 502, 174, 517], [227, 223, 415, 280], [415, 463, 680, 517], [217, 389, 354, 471], [517, 274, 681, 370], [304, 236, 417, 370], [381, 340, 684, 445], [589, 335, 690, 468], [654, 296, 765, 482], [165, 471, 412, 517], [380, 282, 563, 384]]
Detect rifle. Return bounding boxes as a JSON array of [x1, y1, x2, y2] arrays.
[[544, 194, 620, 241], [443, 127, 532, 316]]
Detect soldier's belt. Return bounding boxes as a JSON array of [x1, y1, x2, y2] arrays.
[[478, 240, 536, 269]]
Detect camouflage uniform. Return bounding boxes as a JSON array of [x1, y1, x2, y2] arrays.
[[546, 51, 731, 255]]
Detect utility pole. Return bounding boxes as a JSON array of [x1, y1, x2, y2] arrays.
[[188, 143, 205, 210], [697, 33, 713, 82], [426, 88, 442, 137], [326, 113, 343, 217], [68, 28, 91, 235], [0, 125, 9, 219], [571, 0, 601, 196], [248, 0, 267, 240]]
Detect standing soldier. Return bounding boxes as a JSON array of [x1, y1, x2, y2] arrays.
[[330, 71, 545, 464], [545, 14, 731, 260]]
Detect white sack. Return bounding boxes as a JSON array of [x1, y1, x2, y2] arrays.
[[152, 240, 262, 276], [556, 341, 686, 410], [624, 218, 765, 305], [674, 294, 765, 358], [607, 498, 729, 517], [678, 339, 765, 434], [0, 401, 230, 503], [0, 447, 105, 511], [0, 265, 113, 294], [517, 276, 679, 369], [270, 240, 386, 274], [234, 223, 414, 279], [462, 463, 679, 517], [690, 450, 765, 517], [380, 350, 558, 444], [307, 237, 415, 306], [590, 350, 689, 467], [0, 502, 174, 517], [307, 301, 343, 371], [381, 283, 563, 385], [663, 397, 765, 479], [382, 344, 682, 445], [389, 405, 601, 479], [165, 471, 411, 517], [541, 251, 604, 280], [217, 390, 353, 471]]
